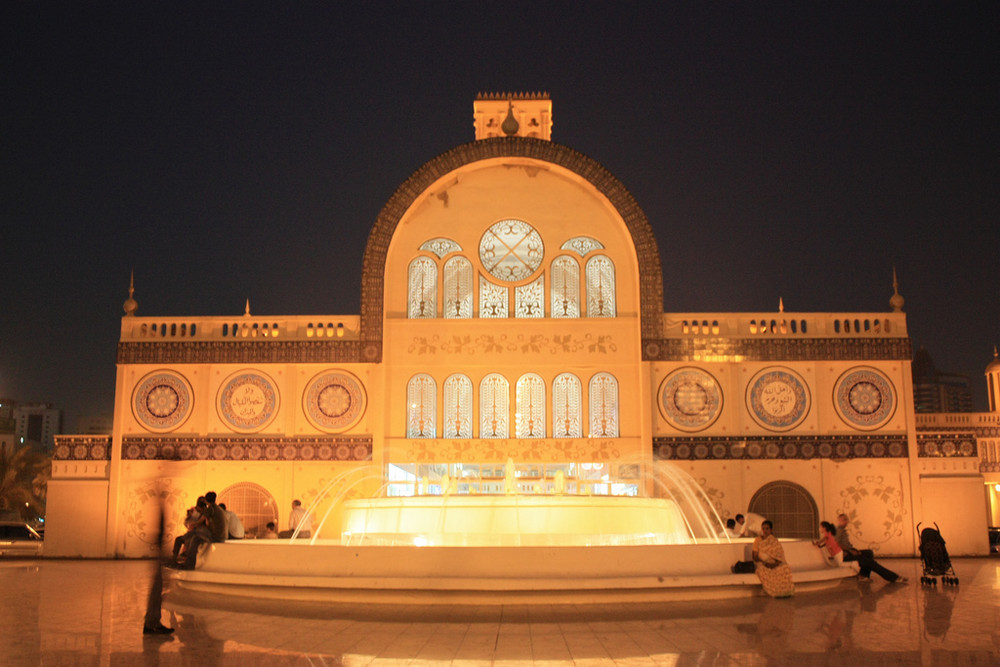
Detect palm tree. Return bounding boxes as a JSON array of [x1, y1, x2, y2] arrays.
[[0, 444, 51, 521]]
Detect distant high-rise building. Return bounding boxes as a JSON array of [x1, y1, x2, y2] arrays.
[[14, 403, 62, 451], [912, 347, 974, 413]]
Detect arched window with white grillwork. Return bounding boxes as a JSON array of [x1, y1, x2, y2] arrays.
[[442, 256, 473, 319], [516, 373, 546, 438], [480, 374, 509, 438], [550, 255, 581, 318], [585, 254, 616, 317], [551, 373, 582, 438], [406, 374, 436, 438], [218, 482, 279, 538], [589, 372, 619, 437], [443, 374, 473, 438], [407, 257, 437, 318]]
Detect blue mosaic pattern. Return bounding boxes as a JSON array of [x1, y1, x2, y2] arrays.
[[304, 371, 367, 432], [218, 372, 279, 432], [746, 368, 810, 431], [835, 367, 896, 430], [658, 367, 723, 432], [132, 371, 192, 432]]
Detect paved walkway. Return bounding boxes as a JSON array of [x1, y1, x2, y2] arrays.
[[1, 557, 997, 665]]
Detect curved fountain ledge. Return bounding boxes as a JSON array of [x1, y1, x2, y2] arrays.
[[171, 540, 856, 604]]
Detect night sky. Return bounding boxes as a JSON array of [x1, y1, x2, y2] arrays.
[[3, 3, 998, 426]]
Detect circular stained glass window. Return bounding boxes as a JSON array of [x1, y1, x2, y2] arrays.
[[479, 219, 544, 282]]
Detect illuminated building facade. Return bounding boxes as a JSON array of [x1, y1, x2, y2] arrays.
[[46, 94, 997, 558]]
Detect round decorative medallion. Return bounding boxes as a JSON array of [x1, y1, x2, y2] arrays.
[[834, 367, 896, 430], [303, 370, 367, 433], [217, 371, 279, 433], [132, 371, 193, 432], [479, 219, 544, 282], [658, 368, 724, 432], [746, 367, 811, 431]]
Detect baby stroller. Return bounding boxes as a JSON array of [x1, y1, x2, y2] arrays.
[[917, 522, 958, 586]]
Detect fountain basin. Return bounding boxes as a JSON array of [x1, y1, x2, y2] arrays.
[[341, 495, 692, 546], [172, 540, 856, 604]]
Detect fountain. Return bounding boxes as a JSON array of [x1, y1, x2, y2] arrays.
[[172, 459, 855, 604]]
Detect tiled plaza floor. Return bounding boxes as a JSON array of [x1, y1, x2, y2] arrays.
[[0, 557, 998, 665]]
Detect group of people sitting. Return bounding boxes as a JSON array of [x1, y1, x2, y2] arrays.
[[169, 496, 315, 569], [729, 511, 907, 598], [169, 491, 244, 569]]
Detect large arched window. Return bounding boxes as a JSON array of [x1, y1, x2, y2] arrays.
[[589, 372, 619, 437], [480, 374, 509, 438], [479, 276, 508, 318], [585, 254, 616, 317], [516, 373, 546, 438], [218, 482, 279, 538], [442, 256, 473, 319], [748, 481, 819, 539], [407, 257, 437, 318], [550, 255, 581, 318], [552, 373, 582, 438], [406, 374, 436, 438], [443, 374, 473, 438]]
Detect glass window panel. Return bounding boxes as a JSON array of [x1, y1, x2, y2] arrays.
[[478, 276, 508, 318], [589, 372, 619, 437], [515, 275, 544, 318], [585, 254, 616, 317], [550, 255, 580, 318], [479, 373, 509, 438], [552, 373, 582, 438], [443, 256, 473, 319], [516, 373, 546, 438], [407, 257, 437, 318], [443, 374, 473, 438], [406, 374, 436, 438]]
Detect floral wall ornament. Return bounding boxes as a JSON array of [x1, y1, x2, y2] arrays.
[[838, 474, 907, 550], [123, 479, 188, 554]]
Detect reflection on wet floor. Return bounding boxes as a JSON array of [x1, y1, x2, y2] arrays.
[[0, 557, 998, 664]]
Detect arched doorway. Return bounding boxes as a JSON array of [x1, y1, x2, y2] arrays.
[[219, 482, 279, 539], [748, 481, 819, 539]]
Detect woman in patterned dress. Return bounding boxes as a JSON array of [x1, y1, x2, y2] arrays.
[[752, 520, 795, 598]]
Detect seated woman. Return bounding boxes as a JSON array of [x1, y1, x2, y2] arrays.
[[813, 521, 844, 566], [752, 520, 795, 598]]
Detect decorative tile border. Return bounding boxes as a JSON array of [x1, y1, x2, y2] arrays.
[[915, 433, 978, 458], [642, 337, 912, 362], [653, 435, 909, 461], [53, 436, 112, 461], [121, 436, 372, 462], [117, 340, 364, 365]]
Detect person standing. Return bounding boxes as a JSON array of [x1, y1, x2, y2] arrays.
[[288, 499, 312, 538], [834, 513, 907, 583]]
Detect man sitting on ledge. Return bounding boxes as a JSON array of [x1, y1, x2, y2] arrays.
[[834, 513, 907, 584]]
